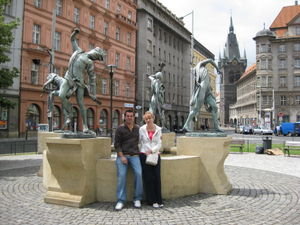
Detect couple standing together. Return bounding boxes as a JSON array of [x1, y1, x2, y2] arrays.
[[114, 110, 163, 211]]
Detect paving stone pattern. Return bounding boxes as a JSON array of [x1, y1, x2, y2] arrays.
[[1, 165, 300, 225]]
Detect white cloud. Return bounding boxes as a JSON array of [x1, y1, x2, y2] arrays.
[[157, 0, 292, 68]]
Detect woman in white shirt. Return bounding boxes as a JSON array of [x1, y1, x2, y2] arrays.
[[139, 111, 163, 208]]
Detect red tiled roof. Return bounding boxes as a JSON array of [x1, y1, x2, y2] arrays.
[[270, 5, 300, 29], [238, 64, 256, 81]]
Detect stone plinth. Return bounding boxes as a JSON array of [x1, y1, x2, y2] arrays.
[[96, 154, 200, 202], [161, 132, 176, 152], [37, 132, 61, 154], [44, 137, 111, 207], [177, 136, 232, 194]]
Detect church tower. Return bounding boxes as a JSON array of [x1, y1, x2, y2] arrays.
[[219, 16, 247, 126]]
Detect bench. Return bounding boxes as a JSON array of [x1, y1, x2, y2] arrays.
[[230, 139, 245, 153], [283, 141, 300, 156]]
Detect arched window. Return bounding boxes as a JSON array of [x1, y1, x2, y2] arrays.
[[53, 105, 61, 130], [26, 104, 40, 131], [113, 110, 120, 129], [72, 107, 79, 132], [87, 108, 94, 130], [100, 109, 108, 134]]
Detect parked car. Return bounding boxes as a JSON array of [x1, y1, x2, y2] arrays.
[[279, 122, 300, 136], [238, 125, 244, 134], [253, 126, 273, 135], [242, 126, 253, 134]]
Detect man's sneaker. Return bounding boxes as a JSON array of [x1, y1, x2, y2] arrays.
[[152, 203, 160, 208], [159, 204, 164, 208], [133, 200, 141, 208], [115, 202, 124, 211]]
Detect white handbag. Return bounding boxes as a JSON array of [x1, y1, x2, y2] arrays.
[[145, 153, 158, 166]]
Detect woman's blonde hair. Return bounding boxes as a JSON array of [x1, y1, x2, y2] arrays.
[[143, 111, 155, 120]]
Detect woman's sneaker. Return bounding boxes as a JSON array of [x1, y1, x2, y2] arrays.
[[152, 203, 160, 208]]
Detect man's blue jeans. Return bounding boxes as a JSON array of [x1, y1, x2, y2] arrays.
[[116, 155, 143, 203]]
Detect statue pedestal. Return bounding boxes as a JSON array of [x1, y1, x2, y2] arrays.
[[177, 136, 232, 194], [44, 137, 111, 207], [161, 132, 176, 152]]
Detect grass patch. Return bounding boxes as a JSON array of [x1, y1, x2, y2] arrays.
[[230, 143, 300, 155]]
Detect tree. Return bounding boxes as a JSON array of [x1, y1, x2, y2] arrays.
[[0, 0, 20, 109]]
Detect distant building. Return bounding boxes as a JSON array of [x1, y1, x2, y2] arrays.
[[254, 1, 300, 127], [193, 39, 217, 130], [0, 0, 24, 138], [229, 64, 257, 127], [19, 0, 137, 137], [136, 0, 191, 130], [218, 16, 247, 126]]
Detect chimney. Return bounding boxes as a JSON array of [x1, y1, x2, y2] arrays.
[[296, 1, 298, 5]]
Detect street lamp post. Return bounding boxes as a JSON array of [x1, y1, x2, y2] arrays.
[[179, 10, 194, 110], [107, 64, 117, 142]]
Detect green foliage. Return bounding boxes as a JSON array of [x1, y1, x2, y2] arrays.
[[0, 0, 20, 109]]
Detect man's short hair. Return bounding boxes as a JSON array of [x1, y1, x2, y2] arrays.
[[124, 109, 134, 116]]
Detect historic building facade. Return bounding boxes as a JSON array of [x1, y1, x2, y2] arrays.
[[0, 0, 24, 138], [20, 0, 137, 137], [254, 2, 300, 128], [218, 16, 247, 126], [193, 39, 217, 130], [229, 64, 257, 127], [135, 0, 191, 131]]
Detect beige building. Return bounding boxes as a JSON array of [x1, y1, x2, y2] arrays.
[[229, 64, 257, 127]]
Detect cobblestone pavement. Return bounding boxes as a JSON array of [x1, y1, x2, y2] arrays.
[[1, 154, 300, 224]]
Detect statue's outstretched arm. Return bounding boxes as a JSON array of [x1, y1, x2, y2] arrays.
[[71, 28, 80, 52]]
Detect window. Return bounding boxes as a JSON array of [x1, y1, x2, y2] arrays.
[[159, 29, 162, 40], [115, 52, 120, 67], [103, 49, 108, 63], [296, 96, 300, 105], [296, 27, 300, 35], [147, 63, 151, 75], [54, 31, 61, 51], [126, 32, 131, 45], [104, 21, 109, 35], [26, 104, 40, 131], [116, 4, 121, 13], [279, 76, 287, 88], [4, 1, 13, 15], [278, 44, 286, 53], [0, 107, 8, 129], [113, 80, 119, 96], [267, 76, 272, 87], [31, 62, 39, 84], [126, 56, 131, 70], [101, 79, 107, 95], [128, 11, 132, 20], [34, 0, 42, 8], [90, 15, 95, 29], [295, 58, 300, 68], [100, 110, 108, 131], [89, 43, 95, 50], [53, 106, 61, 130], [158, 48, 161, 59], [260, 58, 270, 70], [294, 76, 300, 87], [152, 45, 156, 57], [125, 83, 130, 97], [74, 7, 80, 24], [32, 24, 41, 44], [112, 110, 119, 128], [294, 43, 300, 52], [116, 27, 120, 40], [147, 18, 153, 31], [105, 0, 110, 9], [87, 108, 94, 130], [147, 40, 152, 52], [260, 44, 267, 53], [280, 96, 287, 105], [278, 59, 287, 69], [56, 0, 63, 16]]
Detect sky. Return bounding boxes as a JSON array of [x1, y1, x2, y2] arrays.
[[158, 0, 294, 69]]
